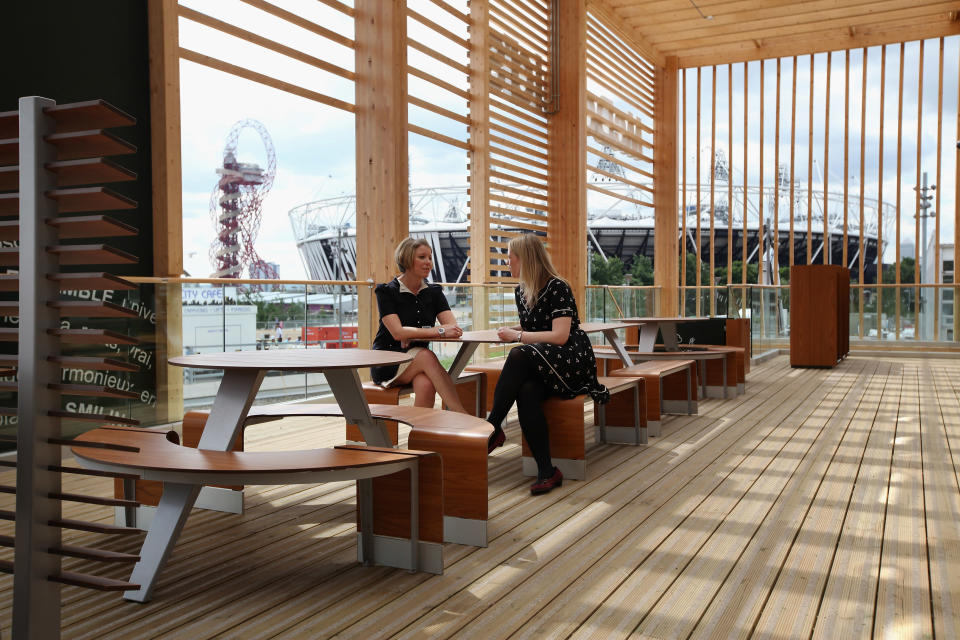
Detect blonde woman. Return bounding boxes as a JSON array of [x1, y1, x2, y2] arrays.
[[487, 234, 609, 494], [371, 237, 468, 413]]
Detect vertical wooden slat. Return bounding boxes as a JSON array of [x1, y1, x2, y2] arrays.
[[743, 61, 749, 284], [148, 0, 184, 423], [549, 0, 587, 310], [895, 42, 904, 337], [955, 39, 960, 342], [695, 66, 702, 316], [709, 65, 716, 315], [934, 38, 945, 340], [807, 54, 814, 265], [773, 58, 781, 287], [727, 63, 733, 287], [790, 56, 797, 270], [877, 46, 887, 337], [823, 51, 831, 265], [355, 0, 409, 349], [655, 56, 680, 317], [859, 47, 868, 339], [681, 68, 688, 304], [470, 0, 491, 331], [914, 41, 925, 334], [758, 59, 765, 285], [843, 49, 850, 269]]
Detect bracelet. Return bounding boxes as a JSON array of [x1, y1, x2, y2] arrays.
[[517, 331, 523, 343]]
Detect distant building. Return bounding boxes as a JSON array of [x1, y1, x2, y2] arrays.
[[939, 244, 954, 341]]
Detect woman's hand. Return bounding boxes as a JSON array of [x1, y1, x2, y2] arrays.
[[439, 324, 463, 338], [497, 326, 522, 343]]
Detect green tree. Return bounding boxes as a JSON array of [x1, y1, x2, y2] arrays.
[[629, 255, 654, 285], [590, 253, 625, 285], [680, 253, 711, 286]]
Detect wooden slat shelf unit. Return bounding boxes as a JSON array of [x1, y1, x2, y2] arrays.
[[0, 158, 136, 192], [0, 192, 15, 214], [46, 157, 137, 186], [49, 215, 138, 239], [48, 383, 140, 400], [47, 244, 139, 265], [44, 100, 136, 133], [48, 411, 139, 426], [0, 139, 16, 166], [0, 274, 15, 291], [0, 110, 16, 138], [49, 300, 141, 319], [49, 570, 138, 592], [50, 328, 137, 345], [49, 355, 139, 371], [46, 129, 137, 161], [49, 542, 139, 563], [0, 215, 139, 241], [0, 165, 15, 191], [46, 186, 138, 213], [51, 271, 137, 291]]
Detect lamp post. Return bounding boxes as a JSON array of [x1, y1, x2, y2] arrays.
[[914, 171, 936, 340]]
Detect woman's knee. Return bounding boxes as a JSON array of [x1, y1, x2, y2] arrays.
[[414, 348, 443, 370]]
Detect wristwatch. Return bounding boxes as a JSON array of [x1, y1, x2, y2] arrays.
[[437, 326, 445, 336]]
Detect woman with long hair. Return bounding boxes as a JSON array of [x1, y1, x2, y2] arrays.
[[370, 237, 468, 413], [486, 234, 609, 494]]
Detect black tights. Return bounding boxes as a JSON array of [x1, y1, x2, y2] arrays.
[[487, 348, 554, 479]]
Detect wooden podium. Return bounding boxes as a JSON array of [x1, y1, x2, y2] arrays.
[[790, 265, 850, 368]]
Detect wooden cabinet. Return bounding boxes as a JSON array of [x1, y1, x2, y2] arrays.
[[790, 265, 850, 368]]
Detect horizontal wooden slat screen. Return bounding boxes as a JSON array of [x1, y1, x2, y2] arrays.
[[475, 0, 551, 283], [678, 37, 960, 341], [404, 0, 471, 284], [585, 8, 657, 258]]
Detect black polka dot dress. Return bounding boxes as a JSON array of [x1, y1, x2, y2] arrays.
[[514, 278, 610, 404]]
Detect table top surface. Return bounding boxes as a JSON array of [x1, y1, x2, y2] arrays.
[[169, 349, 411, 371], [435, 322, 635, 345], [621, 316, 712, 324]]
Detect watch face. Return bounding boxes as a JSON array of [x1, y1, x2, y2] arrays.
[[438, 327, 445, 335]]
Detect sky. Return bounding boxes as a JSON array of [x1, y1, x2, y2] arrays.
[[177, 1, 959, 280]]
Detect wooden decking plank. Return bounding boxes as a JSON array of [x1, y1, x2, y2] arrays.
[[227, 360, 794, 638], [279, 361, 820, 638], [872, 364, 934, 639], [591, 360, 872, 639], [709, 359, 898, 640], [921, 362, 960, 640], [3, 356, 959, 639], [742, 360, 889, 639], [799, 361, 900, 640]]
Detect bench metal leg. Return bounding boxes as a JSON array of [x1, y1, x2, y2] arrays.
[[358, 478, 374, 566], [124, 483, 202, 603], [408, 460, 419, 573]]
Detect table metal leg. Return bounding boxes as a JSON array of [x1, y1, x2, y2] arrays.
[[602, 328, 633, 367], [446, 342, 480, 380], [325, 368, 391, 447], [637, 323, 658, 352], [124, 368, 265, 602]]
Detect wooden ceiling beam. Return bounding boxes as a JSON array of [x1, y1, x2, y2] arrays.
[[635, 0, 950, 33], [641, 2, 959, 45], [675, 17, 960, 68]]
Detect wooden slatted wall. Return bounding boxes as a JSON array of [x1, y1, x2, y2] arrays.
[[584, 9, 657, 233], [474, 0, 552, 283], [679, 38, 959, 339]]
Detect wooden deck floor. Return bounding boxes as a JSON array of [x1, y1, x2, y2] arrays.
[[2, 354, 959, 639]]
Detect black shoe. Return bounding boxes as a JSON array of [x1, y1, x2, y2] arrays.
[[530, 467, 563, 495], [487, 429, 506, 454]]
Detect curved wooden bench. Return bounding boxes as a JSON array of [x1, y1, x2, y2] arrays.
[[599, 359, 696, 438], [191, 403, 495, 547], [73, 425, 443, 601], [344, 372, 485, 444]]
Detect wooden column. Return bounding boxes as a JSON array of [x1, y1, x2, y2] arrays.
[[548, 0, 588, 311], [654, 56, 680, 316], [148, 0, 183, 422], [354, 0, 408, 348], [469, 0, 491, 331]]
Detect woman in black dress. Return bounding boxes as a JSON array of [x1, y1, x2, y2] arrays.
[[371, 237, 468, 413], [487, 234, 609, 494]]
